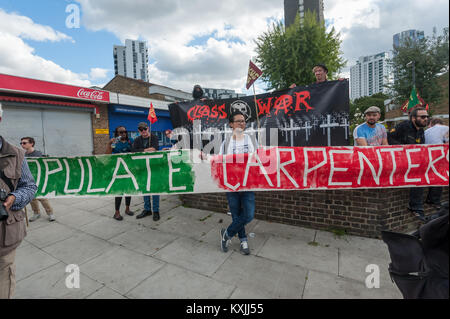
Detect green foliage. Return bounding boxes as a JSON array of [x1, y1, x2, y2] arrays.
[[350, 93, 389, 122], [254, 11, 346, 90], [387, 27, 449, 106], [349, 93, 389, 144]]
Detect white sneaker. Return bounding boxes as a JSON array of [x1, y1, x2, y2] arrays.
[[48, 214, 56, 222], [29, 213, 41, 222], [240, 241, 250, 255]]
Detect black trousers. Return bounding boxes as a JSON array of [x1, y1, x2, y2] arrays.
[[409, 187, 443, 211], [115, 196, 131, 210]]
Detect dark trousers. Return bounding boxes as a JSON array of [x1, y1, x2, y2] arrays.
[[409, 187, 443, 211], [115, 196, 131, 210]]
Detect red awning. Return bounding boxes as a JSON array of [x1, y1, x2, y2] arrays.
[[0, 95, 99, 113]]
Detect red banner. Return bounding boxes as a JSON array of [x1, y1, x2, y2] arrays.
[[0, 73, 110, 102], [246, 60, 263, 89], [210, 145, 449, 191]]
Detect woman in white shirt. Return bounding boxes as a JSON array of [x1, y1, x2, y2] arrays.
[[219, 111, 257, 255]]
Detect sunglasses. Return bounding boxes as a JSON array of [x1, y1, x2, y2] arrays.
[[138, 127, 148, 131], [20, 142, 29, 145], [417, 115, 429, 119], [118, 131, 127, 134]]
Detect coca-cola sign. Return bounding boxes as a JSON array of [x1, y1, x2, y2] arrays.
[[0, 74, 110, 103], [77, 88, 105, 100]]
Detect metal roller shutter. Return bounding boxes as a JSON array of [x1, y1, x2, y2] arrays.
[[0, 105, 93, 156]]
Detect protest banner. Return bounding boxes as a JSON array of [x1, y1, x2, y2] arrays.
[[169, 80, 350, 147], [29, 145, 449, 198]]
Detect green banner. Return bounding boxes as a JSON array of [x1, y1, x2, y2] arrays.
[[27, 150, 195, 198]]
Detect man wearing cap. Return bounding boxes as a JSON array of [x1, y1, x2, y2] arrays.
[[132, 122, 161, 221], [0, 104, 37, 298], [353, 106, 388, 146]]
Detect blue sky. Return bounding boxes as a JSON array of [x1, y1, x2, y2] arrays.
[[0, 0, 118, 82], [0, 0, 448, 94]]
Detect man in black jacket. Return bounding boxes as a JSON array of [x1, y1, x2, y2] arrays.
[[132, 122, 161, 221], [388, 106, 429, 220]]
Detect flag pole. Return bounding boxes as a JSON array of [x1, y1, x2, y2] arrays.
[[252, 83, 260, 145]]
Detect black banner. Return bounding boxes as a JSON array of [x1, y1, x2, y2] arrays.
[[169, 80, 350, 147]]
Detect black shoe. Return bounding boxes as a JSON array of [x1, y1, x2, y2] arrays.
[[113, 214, 123, 221], [125, 210, 135, 216], [153, 211, 160, 221], [136, 210, 152, 219]]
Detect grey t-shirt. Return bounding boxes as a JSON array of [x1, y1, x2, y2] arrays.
[[25, 150, 43, 158]]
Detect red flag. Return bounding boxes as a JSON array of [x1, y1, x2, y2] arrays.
[[148, 102, 158, 124], [246, 60, 262, 89]]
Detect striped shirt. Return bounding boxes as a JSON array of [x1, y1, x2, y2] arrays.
[[0, 139, 37, 211]]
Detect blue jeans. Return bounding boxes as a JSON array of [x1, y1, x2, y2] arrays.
[[226, 191, 255, 242], [144, 195, 160, 212]]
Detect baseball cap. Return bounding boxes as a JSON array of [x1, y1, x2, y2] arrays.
[[364, 106, 381, 115], [138, 122, 148, 129]]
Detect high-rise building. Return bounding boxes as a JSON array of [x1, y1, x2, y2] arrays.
[[350, 52, 393, 101], [203, 88, 245, 100], [284, 0, 324, 28], [393, 29, 425, 49], [113, 39, 149, 82]]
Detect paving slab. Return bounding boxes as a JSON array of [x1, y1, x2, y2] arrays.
[[42, 232, 115, 265], [257, 236, 339, 275], [15, 244, 60, 281], [212, 252, 307, 299], [86, 286, 126, 299], [153, 215, 220, 240], [315, 230, 391, 259], [109, 226, 178, 256], [71, 197, 114, 211], [127, 264, 235, 299], [24, 222, 77, 248], [53, 209, 104, 229], [229, 287, 274, 299], [80, 246, 165, 295], [302, 270, 402, 299], [338, 249, 397, 290], [153, 237, 231, 277], [79, 216, 139, 240], [14, 262, 103, 299], [252, 220, 316, 242]]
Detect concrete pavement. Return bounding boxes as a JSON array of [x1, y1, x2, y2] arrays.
[[14, 195, 402, 299]]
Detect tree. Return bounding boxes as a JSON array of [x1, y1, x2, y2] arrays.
[[254, 11, 346, 90], [388, 27, 449, 106], [349, 93, 389, 144], [350, 93, 389, 123]]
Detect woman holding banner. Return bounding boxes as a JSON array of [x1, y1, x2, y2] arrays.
[[107, 126, 135, 221]]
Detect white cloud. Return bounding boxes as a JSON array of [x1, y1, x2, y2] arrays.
[[0, 9, 74, 43], [0, 9, 108, 87], [76, 0, 283, 93], [89, 67, 109, 80]]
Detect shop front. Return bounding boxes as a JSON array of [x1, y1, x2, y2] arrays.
[[108, 104, 173, 149]]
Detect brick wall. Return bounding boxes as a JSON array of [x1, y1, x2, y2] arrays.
[[91, 104, 110, 155], [181, 187, 449, 239]]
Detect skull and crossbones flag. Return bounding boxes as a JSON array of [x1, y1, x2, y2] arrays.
[[246, 60, 262, 90]]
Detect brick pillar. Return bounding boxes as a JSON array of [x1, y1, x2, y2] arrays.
[[91, 104, 110, 155]]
